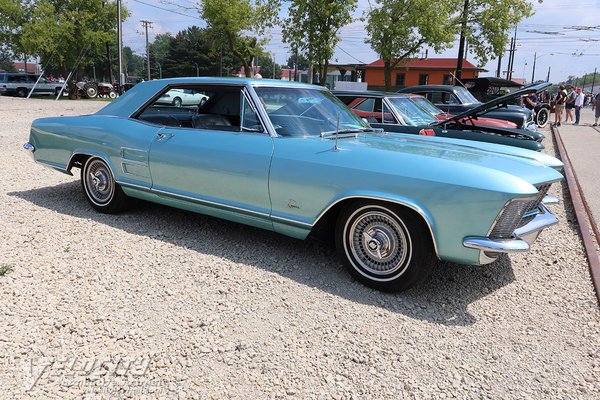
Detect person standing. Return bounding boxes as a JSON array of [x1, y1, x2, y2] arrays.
[[553, 85, 567, 127], [565, 86, 576, 123], [592, 93, 600, 126], [574, 87, 585, 125]]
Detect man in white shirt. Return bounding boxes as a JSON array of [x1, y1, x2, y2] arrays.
[[574, 87, 585, 125]]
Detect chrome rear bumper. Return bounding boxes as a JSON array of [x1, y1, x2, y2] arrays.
[[463, 201, 558, 264]]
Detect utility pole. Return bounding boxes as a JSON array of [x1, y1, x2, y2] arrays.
[[546, 66, 551, 82], [506, 38, 514, 79], [117, 0, 123, 94], [141, 20, 153, 81], [102, 1, 113, 85], [591, 67, 597, 94], [531, 52, 537, 84], [508, 26, 517, 81], [496, 55, 502, 78], [455, 0, 470, 81]]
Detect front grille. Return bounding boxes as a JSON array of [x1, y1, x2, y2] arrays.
[[489, 184, 550, 239]]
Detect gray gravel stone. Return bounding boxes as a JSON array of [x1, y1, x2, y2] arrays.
[[0, 96, 599, 399]]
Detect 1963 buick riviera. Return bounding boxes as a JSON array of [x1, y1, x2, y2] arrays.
[[25, 78, 563, 291]]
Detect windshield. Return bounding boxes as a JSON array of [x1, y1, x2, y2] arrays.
[[454, 86, 481, 105], [409, 96, 444, 117], [387, 97, 439, 126], [254, 87, 371, 137]]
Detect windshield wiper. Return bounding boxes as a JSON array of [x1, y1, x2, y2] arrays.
[[319, 128, 374, 137]]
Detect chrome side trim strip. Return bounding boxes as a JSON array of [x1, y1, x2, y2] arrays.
[[149, 187, 272, 219]]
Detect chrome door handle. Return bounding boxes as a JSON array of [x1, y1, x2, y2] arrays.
[[156, 132, 175, 141]]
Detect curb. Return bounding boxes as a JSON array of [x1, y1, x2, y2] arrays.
[[552, 125, 600, 305]]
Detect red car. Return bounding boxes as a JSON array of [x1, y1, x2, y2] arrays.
[[407, 94, 518, 128]]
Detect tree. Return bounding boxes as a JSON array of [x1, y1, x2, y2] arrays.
[[286, 53, 308, 71], [365, 0, 458, 91], [0, 47, 16, 71], [14, 0, 124, 97], [200, 0, 279, 77], [283, 0, 356, 86], [454, 0, 534, 79], [256, 52, 282, 79], [123, 46, 145, 78], [149, 33, 172, 79]]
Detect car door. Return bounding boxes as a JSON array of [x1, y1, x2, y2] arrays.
[[146, 85, 274, 229]]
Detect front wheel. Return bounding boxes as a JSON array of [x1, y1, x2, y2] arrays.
[[81, 157, 127, 213], [172, 97, 182, 107], [335, 202, 434, 292], [536, 107, 549, 128]]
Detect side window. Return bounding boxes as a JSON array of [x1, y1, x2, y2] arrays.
[[240, 91, 264, 133], [429, 92, 444, 104], [136, 84, 265, 133], [448, 94, 460, 104], [354, 98, 375, 113], [419, 74, 429, 85], [382, 102, 397, 124]]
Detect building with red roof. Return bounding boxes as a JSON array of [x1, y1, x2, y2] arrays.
[[360, 57, 485, 90]]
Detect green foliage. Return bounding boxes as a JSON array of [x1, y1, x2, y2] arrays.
[[282, 0, 357, 85], [286, 53, 309, 71], [123, 46, 145, 78], [0, 47, 16, 71], [200, 0, 279, 77], [256, 52, 282, 79], [4, 0, 125, 85], [460, 0, 534, 66], [0, 264, 13, 276], [366, 0, 459, 91]]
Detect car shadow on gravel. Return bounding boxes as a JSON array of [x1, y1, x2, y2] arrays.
[[10, 181, 516, 326]]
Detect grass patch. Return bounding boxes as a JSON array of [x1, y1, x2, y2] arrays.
[[0, 264, 13, 276]]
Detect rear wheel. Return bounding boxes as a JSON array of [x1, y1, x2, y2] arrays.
[[16, 88, 27, 97], [81, 157, 127, 213], [536, 107, 549, 128], [172, 97, 182, 107], [84, 83, 98, 99], [335, 202, 434, 292]]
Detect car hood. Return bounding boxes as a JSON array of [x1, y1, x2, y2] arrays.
[[436, 82, 552, 125], [327, 132, 563, 193]]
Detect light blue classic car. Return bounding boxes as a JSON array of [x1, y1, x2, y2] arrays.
[[25, 78, 564, 291]]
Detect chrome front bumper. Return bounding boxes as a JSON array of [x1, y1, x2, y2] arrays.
[[463, 199, 559, 264]]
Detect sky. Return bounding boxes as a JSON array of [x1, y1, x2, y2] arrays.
[[122, 0, 600, 85]]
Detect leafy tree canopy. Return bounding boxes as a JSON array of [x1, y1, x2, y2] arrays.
[[200, 0, 279, 77], [283, 0, 357, 85], [365, 0, 459, 91]]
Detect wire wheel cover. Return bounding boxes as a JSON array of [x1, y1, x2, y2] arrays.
[[85, 160, 114, 205], [348, 210, 410, 276]]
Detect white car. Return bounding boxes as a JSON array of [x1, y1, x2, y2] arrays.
[[158, 88, 209, 107]]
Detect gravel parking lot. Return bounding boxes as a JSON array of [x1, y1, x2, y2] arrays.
[[1, 96, 599, 399]]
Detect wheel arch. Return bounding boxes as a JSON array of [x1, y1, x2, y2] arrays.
[[311, 195, 439, 259], [67, 151, 118, 179]]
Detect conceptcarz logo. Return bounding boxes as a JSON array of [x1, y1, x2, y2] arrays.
[[23, 356, 159, 394]]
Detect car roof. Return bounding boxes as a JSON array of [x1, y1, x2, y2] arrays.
[[332, 90, 415, 99], [96, 77, 328, 118], [437, 82, 552, 124]]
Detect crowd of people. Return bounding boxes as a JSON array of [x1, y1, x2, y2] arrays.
[[550, 85, 598, 127], [44, 74, 65, 83]]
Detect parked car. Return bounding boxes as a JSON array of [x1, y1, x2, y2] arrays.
[[462, 77, 551, 128], [156, 88, 209, 107], [25, 78, 563, 291], [334, 88, 544, 151], [398, 83, 541, 130], [0, 72, 63, 97], [407, 94, 518, 129]]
